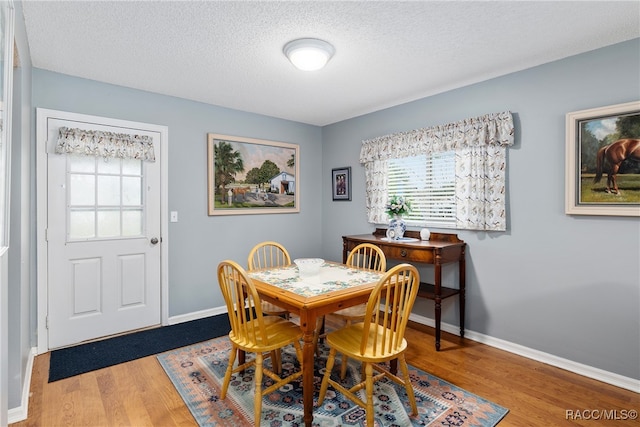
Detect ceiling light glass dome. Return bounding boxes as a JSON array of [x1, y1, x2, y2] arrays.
[[283, 38, 335, 71]]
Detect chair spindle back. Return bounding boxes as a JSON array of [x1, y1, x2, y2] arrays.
[[247, 241, 291, 271], [346, 242, 387, 272], [218, 260, 269, 346], [361, 263, 419, 357]]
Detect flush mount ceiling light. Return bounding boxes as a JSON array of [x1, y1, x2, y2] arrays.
[[283, 38, 335, 71]]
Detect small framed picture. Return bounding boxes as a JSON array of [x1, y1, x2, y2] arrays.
[[565, 101, 640, 216], [331, 167, 351, 201]]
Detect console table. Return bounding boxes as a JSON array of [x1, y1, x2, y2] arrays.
[[342, 229, 466, 350]]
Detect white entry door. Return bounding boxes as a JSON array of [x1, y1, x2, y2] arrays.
[[39, 110, 166, 349]]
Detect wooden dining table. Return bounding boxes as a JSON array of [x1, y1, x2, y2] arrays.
[[247, 261, 384, 427]]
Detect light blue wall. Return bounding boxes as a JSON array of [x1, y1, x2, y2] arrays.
[[322, 38, 640, 380], [31, 69, 324, 316], [7, 0, 33, 411]]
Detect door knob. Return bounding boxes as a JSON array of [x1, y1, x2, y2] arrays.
[[150, 237, 159, 245]]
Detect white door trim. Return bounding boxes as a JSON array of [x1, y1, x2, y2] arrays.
[[35, 108, 169, 353]]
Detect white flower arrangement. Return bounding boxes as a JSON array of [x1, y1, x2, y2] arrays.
[[385, 195, 411, 217]]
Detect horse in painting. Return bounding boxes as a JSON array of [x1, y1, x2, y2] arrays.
[[594, 138, 640, 194]]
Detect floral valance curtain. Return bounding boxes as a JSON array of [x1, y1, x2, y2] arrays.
[[55, 127, 156, 162], [360, 111, 514, 231], [360, 111, 514, 161]]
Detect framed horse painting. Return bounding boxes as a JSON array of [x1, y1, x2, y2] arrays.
[[565, 100, 640, 216]]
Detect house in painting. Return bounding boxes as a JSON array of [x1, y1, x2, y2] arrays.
[[269, 171, 295, 194]]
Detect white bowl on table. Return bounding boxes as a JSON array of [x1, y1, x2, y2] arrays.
[[294, 258, 324, 278]]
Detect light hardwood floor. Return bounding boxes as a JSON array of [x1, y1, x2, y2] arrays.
[[10, 320, 639, 427]]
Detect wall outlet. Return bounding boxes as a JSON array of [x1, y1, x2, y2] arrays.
[[170, 211, 178, 222]]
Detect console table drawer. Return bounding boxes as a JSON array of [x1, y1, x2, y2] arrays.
[[380, 245, 434, 263]]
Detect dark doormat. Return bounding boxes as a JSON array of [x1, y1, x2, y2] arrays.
[[48, 314, 230, 382]]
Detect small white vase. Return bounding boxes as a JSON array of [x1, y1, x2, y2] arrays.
[[420, 228, 430, 241]]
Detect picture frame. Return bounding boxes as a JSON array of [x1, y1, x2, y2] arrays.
[[207, 133, 299, 215], [331, 167, 351, 201], [565, 101, 640, 217]]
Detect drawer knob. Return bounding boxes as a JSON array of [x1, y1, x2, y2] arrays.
[[401, 249, 407, 257]]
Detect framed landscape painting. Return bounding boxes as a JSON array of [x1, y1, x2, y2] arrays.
[[207, 133, 299, 215], [565, 101, 640, 216]]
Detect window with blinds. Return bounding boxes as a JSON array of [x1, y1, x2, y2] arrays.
[[387, 151, 456, 227]]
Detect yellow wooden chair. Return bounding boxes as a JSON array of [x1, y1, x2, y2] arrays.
[[247, 241, 291, 319], [317, 263, 420, 427], [247, 241, 292, 372], [316, 243, 386, 378], [218, 260, 303, 426]]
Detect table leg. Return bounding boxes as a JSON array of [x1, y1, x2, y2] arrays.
[[434, 258, 442, 351], [459, 300, 465, 337], [300, 313, 316, 427], [435, 298, 442, 351], [459, 246, 466, 338]]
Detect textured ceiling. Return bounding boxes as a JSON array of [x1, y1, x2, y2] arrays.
[[21, 1, 640, 126]]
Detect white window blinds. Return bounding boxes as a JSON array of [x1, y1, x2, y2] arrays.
[[387, 152, 456, 227]]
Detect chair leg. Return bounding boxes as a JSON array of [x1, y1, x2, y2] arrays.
[[236, 348, 247, 374], [398, 355, 418, 416], [313, 316, 324, 356], [270, 350, 282, 374], [292, 340, 304, 371], [364, 362, 375, 427], [340, 354, 350, 379], [317, 347, 337, 405], [254, 352, 264, 427], [221, 344, 238, 399], [270, 312, 289, 373], [339, 319, 353, 379]]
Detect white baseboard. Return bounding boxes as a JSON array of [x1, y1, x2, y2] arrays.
[[409, 313, 640, 394], [7, 346, 37, 424], [168, 306, 227, 325]]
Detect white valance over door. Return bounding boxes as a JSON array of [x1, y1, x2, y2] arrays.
[[55, 127, 156, 162]]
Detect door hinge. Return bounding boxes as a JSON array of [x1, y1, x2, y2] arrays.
[[45, 228, 48, 242], [45, 316, 49, 329]]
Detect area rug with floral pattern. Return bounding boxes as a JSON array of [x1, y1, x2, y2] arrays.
[[157, 336, 508, 426]]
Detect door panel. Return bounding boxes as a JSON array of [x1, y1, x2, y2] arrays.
[[70, 257, 102, 316], [120, 253, 146, 306], [45, 115, 162, 349]]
